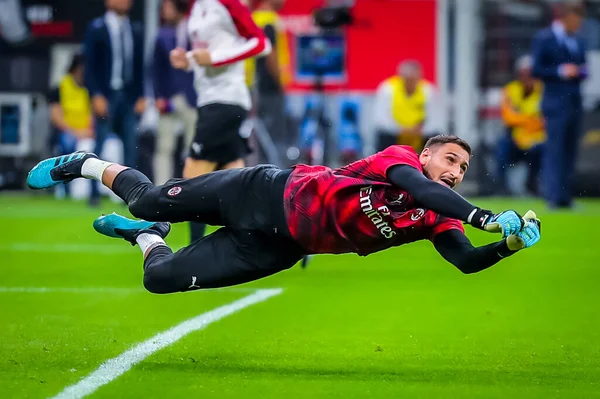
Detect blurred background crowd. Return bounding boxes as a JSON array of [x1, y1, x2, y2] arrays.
[[0, 0, 599, 209]]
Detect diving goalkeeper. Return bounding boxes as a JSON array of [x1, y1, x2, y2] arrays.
[[27, 135, 541, 293]]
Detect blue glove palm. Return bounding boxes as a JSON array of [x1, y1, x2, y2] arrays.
[[483, 210, 524, 238], [506, 211, 542, 250]]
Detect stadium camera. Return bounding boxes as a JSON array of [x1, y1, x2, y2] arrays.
[[313, 6, 353, 29]]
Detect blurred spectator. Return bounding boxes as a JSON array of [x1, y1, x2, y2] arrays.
[[152, 0, 197, 185], [373, 60, 442, 153], [47, 53, 93, 197], [497, 55, 545, 196], [247, 0, 291, 165], [83, 0, 146, 205], [531, 1, 588, 209]]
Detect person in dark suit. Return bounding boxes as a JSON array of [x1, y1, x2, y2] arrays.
[[531, 1, 588, 209], [83, 0, 146, 205]]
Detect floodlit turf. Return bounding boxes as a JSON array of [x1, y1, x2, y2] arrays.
[[1, 193, 600, 399]]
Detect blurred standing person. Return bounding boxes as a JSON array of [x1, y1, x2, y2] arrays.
[[247, 0, 291, 165], [83, 0, 146, 206], [531, 1, 588, 209], [47, 54, 93, 197], [169, 0, 271, 243], [152, 0, 197, 185], [497, 55, 545, 196], [373, 60, 443, 153]]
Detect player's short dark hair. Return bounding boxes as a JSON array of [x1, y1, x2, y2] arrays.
[[423, 135, 472, 156]]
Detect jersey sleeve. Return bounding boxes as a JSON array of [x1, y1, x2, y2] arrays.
[[368, 145, 423, 180], [211, 0, 271, 67], [429, 216, 465, 241]]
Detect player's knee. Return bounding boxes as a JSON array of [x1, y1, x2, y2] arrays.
[[128, 191, 161, 221], [128, 199, 149, 220], [142, 249, 178, 294], [143, 275, 170, 294], [143, 264, 175, 294]]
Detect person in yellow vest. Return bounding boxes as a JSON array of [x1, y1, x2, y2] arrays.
[[246, 0, 292, 166], [47, 53, 93, 197], [497, 55, 545, 196], [373, 60, 443, 153]]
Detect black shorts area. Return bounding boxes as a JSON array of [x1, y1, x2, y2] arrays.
[[151, 165, 292, 236], [139, 165, 304, 288], [189, 103, 251, 165]]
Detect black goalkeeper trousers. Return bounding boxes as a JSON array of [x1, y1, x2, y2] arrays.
[[112, 165, 305, 293]]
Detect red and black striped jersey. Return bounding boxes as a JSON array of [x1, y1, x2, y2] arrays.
[[283, 145, 464, 255]]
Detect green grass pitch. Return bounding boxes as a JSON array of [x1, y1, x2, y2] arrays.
[[1, 194, 600, 398]]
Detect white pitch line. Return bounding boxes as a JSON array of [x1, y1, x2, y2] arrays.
[[49, 288, 283, 399]]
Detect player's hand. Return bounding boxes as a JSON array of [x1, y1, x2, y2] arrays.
[[468, 208, 524, 237], [170, 47, 190, 70], [506, 210, 541, 251], [483, 210, 525, 237], [92, 95, 108, 117], [190, 49, 212, 66]]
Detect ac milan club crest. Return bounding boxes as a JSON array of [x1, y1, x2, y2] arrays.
[[411, 208, 425, 221], [168, 186, 182, 197]]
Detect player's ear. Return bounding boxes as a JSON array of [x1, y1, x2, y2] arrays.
[[419, 147, 431, 165]]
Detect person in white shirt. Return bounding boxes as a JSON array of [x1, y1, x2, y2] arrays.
[[373, 60, 443, 153], [169, 0, 271, 243]]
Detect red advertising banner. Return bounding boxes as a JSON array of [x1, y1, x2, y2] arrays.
[[278, 0, 437, 92]]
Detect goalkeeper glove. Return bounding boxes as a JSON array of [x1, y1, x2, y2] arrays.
[[469, 209, 524, 238], [506, 210, 541, 251]]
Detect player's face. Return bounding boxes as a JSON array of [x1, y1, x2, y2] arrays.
[[420, 143, 470, 189]]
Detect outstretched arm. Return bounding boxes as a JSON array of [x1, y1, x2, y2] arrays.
[[433, 229, 514, 274], [434, 212, 541, 273], [387, 165, 491, 229]]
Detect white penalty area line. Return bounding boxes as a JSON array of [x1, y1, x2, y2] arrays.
[[50, 288, 283, 399]]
